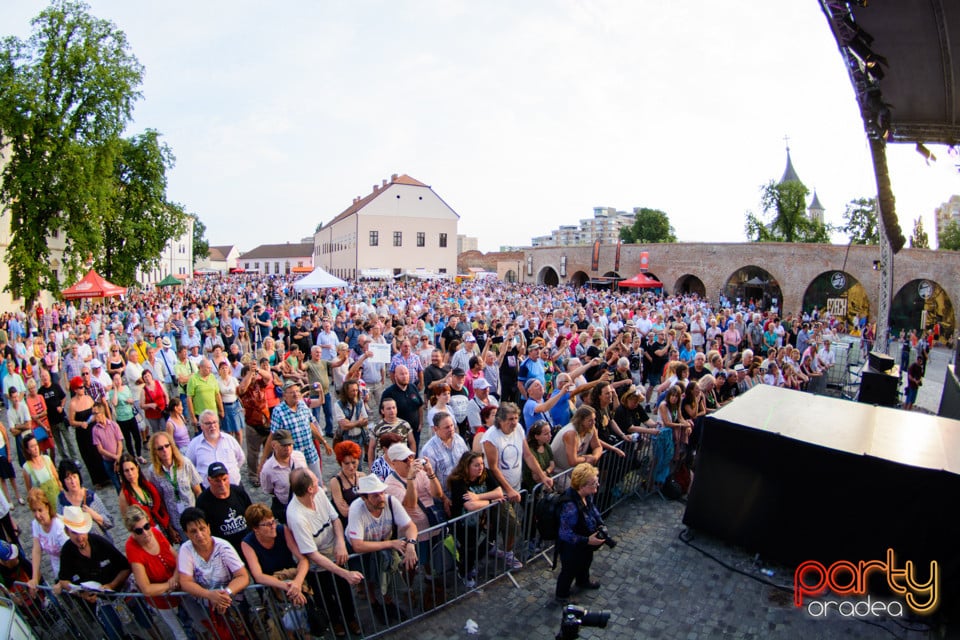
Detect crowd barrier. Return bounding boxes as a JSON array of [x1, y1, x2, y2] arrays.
[[4, 437, 659, 639]]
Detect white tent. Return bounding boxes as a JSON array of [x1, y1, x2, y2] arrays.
[[293, 267, 348, 291]]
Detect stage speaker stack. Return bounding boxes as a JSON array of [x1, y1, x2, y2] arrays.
[[683, 385, 960, 613], [858, 350, 899, 407]]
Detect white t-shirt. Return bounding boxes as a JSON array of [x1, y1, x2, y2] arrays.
[[481, 426, 524, 491], [178, 537, 244, 589], [286, 491, 340, 565], [346, 495, 411, 543]]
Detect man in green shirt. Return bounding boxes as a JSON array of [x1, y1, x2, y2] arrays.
[[174, 345, 198, 407], [186, 358, 223, 428]]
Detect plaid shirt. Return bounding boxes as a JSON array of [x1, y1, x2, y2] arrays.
[[389, 352, 424, 379], [270, 399, 318, 464]]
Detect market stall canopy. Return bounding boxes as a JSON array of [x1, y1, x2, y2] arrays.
[[618, 273, 662, 289], [61, 269, 127, 299], [156, 274, 183, 287], [293, 266, 348, 290]]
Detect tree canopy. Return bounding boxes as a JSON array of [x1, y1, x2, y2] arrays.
[[191, 213, 209, 263], [939, 219, 960, 251], [619, 207, 677, 243], [744, 180, 830, 243], [841, 197, 879, 245], [910, 216, 929, 249], [0, 1, 183, 302]]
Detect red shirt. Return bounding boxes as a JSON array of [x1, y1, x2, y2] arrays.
[[126, 528, 178, 608]]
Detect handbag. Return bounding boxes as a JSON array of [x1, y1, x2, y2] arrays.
[[33, 424, 50, 442]]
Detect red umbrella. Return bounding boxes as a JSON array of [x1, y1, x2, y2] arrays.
[[61, 269, 127, 299]]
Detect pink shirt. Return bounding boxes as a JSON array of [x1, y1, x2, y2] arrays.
[[92, 419, 124, 458]]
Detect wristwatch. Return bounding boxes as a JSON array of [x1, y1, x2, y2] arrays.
[[224, 587, 233, 595], [402, 537, 417, 546]]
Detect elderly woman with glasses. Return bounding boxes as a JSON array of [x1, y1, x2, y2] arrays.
[[124, 504, 189, 640], [555, 463, 607, 603]]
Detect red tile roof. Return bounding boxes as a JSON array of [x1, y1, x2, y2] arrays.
[[322, 174, 430, 230]]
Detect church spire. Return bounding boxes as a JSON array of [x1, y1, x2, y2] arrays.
[[780, 139, 801, 184]]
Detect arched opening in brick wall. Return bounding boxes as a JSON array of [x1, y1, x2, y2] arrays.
[[538, 266, 559, 286], [504, 269, 518, 283], [674, 274, 706, 298], [891, 279, 954, 342], [802, 271, 870, 332], [723, 266, 783, 312], [570, 271, 589, 287], [603, 271, 622, 279]]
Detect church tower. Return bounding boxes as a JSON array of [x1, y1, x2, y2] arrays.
[[778, 142, 825, 223]]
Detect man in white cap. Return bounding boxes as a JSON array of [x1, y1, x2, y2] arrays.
[[89, 359, 112, 392], [57, 505, 131, 634], [383, 443, 444, 546], [156, 336, 179, 401], [466, 377, 498, 433], [346, 474, 418, 621]]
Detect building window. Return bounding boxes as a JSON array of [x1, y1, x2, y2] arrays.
[[369, 231, 379, 246], [51, 229, 59, 239], [393, 268, 402, 276], [439, 268, 447, 274], [393, 231, 402, 247], [285, 261, 291, 275], [297, 261, 303, 267], [274, 262, 280, 274], [439, 233, 447, 248], [254, 262, 259, 270], [245, 263, 250, 270], [417, 232, 425, 247], [51, 269, 58, 282]]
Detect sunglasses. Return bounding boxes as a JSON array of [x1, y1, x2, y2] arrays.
[[132, 523, 151, 535], [157, 443, 172, 450]]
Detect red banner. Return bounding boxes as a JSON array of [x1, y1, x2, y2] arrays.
[[591, 240, 600, 271], [614, 240, 622, 272]]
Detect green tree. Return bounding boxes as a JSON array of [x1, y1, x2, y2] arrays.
[[744, 180, 830, 243], [0, 0, 143, 306], [842, 197, 879, 245], [910, 216, 929, 248], [191, 213, 209, 263], [939, 219, 960, 251], [619, 207, 677, 243], [314, 221, 324, 234], [99, 131, 186, 285]]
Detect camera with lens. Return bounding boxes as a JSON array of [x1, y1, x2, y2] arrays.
[[594, 525, 617, 549], [556, 604, 611, 640]]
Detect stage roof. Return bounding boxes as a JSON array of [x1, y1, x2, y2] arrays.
[[821, 0, 960, 145]]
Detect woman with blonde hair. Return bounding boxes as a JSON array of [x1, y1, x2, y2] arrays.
[[551, 406, 603, 475], [555, 463, 606, 603], [144, 432, 202, 541]]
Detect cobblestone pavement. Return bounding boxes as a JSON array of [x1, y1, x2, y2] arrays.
[[376, 494, 934, 640], [4, 341, 951, 638]]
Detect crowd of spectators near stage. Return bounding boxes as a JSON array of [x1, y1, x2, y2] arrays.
[[0, 273, 919, 636]]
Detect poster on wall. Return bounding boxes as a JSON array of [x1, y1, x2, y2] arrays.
[[591, 240, 600, 271], [827, 297, 847, 319]]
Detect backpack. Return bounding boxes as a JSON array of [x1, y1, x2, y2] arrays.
[[534, 490, 570, 543]]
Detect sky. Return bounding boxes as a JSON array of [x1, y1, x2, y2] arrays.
[[2, 0, 958, 253]]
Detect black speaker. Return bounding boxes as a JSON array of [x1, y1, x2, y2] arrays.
[[858, 366, 899, 407], [868, 350, 895, 373]]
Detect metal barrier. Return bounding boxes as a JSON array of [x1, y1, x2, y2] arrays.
[[4, 436, 659, 639]]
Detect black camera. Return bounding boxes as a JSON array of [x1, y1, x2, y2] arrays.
[[557, 604, 611, 640], [595, 525, 617, 549]]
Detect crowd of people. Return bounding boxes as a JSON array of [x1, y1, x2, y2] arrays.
[[0, 273, 928, 636]]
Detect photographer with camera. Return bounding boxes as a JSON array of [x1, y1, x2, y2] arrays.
[[555, 463, 614, 604]]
